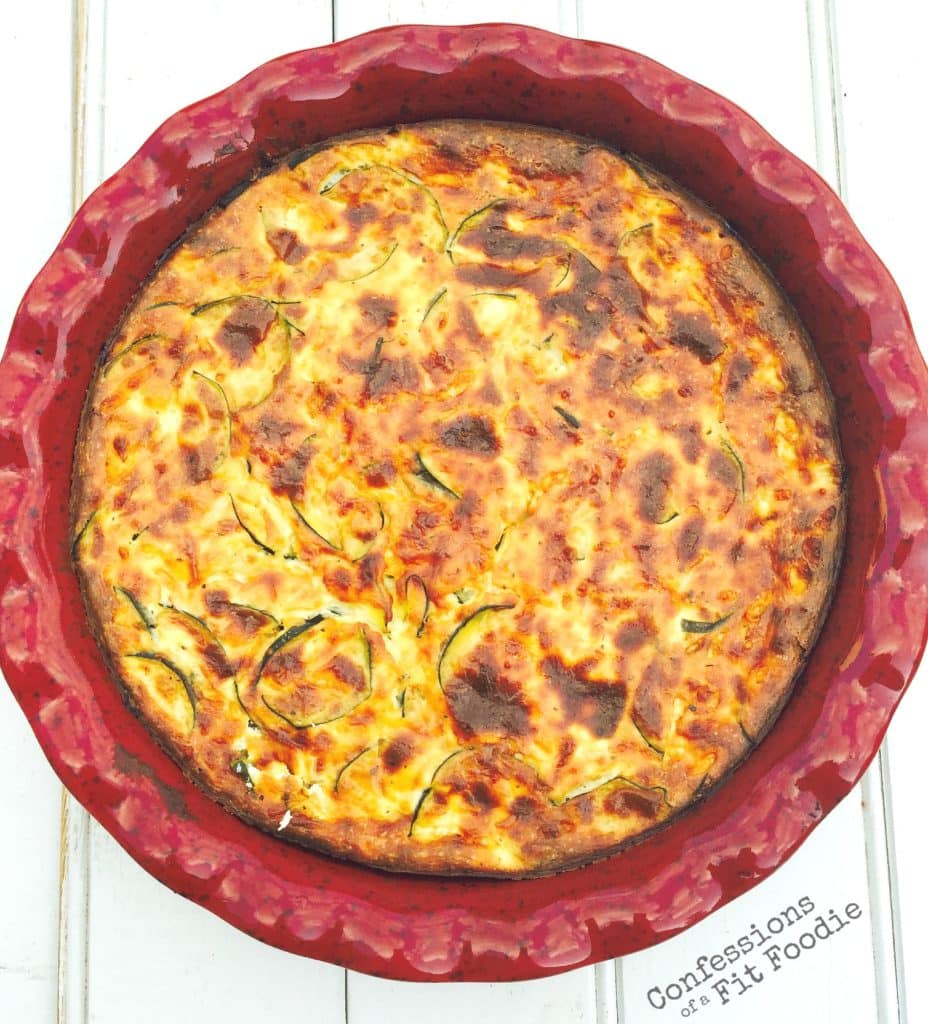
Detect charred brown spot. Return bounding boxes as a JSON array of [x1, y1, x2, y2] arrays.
[[216, 298, 276, 364], [266, 228, 308, 264], [451, 490, 481, 526], [180, 444, 213, 484], [635, 451, 674, 523], [726, 353, 755, 393], [510, 795, 537, 819], [604, 785, 663, 819], [676, 516, 704, 569], [542, 656, 625, 738], [616, 618, 654, 653], [542, 255, 613, 351], [816, 505, 838, 528], [556, 735, 576, 769], [602, 259, 645, 318], [269, 438, 314, 498], [590, 345, 654, 391], [358, 295, 397, 329], [202, 642, 233, 679], [707, 449, 739, 491], [456, 261, 541, 292], [323, 566, 354, 600], [363, 460, 396, 487], [784, 360, 815, 396], [438, 414, 499, 455], [462, 204, 558, 263], [444, 654, 531, 738], [252, 414, 299, 449], [344, 202, 379, 228], [365, 356, 421, 400], [358, 552, 384, 588], [542, 531, 576, 588], [113, 435, 128, 460], [205, 593, 270, 636], [632, 661, 667, 739], [382, 735, 414, 772], [204, 590, 230, 613], [453, 302, 486, 351], [328, 654, 366, 692], [589, 352, 619, 393], [803, 535, 823, 565], [668, 311, 724, 364], [465, 779, 498, 811], [426, 139, 484, 174], [422, 348, 456, 384], [266, 649, 302, 684]]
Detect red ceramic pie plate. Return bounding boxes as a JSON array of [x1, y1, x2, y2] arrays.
[[1, 24, 927, 982]]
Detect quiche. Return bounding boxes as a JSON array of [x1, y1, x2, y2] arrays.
[[71, 121, 844, 876]]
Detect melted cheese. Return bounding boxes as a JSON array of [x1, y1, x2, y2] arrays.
[[72, 121, 844, 876]]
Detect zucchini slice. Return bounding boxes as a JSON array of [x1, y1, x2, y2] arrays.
[[190, 295, 294, 410], [257, 620, 373, 728], [412, 452, 460, 500], [407, 748, 467, 836], [445, 198, 506, 263], [319, 163, 448, 250], [115, 586, 155, 633], [403, 574, 430, 638], [680, 613, 733, 635], [437, 604, 515, 691], [124, 651, 197, 733], [556, 771, 670, 812]]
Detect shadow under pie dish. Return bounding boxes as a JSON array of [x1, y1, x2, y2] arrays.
[[2, 23, 927, 978], [72, 120, 844, 877]]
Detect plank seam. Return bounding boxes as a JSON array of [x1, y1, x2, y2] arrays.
[[71, 0, 87, 211], [823, 0, 847, 199], [57, 791, 91, 1024], [870, 748, 908, 1023], [58, 1, 104, 1019], [593, 960, 620, 1024]]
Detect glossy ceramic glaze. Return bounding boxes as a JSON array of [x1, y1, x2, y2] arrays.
[[1, 24, 926, 982]]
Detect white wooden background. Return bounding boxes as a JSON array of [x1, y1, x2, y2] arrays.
[[2, 2, 925, 1021]]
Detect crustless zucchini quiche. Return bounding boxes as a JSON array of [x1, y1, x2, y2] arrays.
[[72, 121, 844, 876]]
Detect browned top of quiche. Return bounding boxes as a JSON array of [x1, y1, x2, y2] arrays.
[[71, 120, 844, 876]]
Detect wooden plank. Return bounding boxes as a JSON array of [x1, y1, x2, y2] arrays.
[[85, 823, 345, 1023], [619, 792, 879, 1023], [835, 2, 928, 1021], [0, 694, 63, 1021], [58, 792, 91, 1024], [76, 2, 346, 1021], [0, 3, 76, 1020], [349, 973, 599, 1024], [97, 0, 333, 178]]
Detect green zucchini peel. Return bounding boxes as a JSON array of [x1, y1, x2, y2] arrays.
[[680, 612, 733, 635]]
